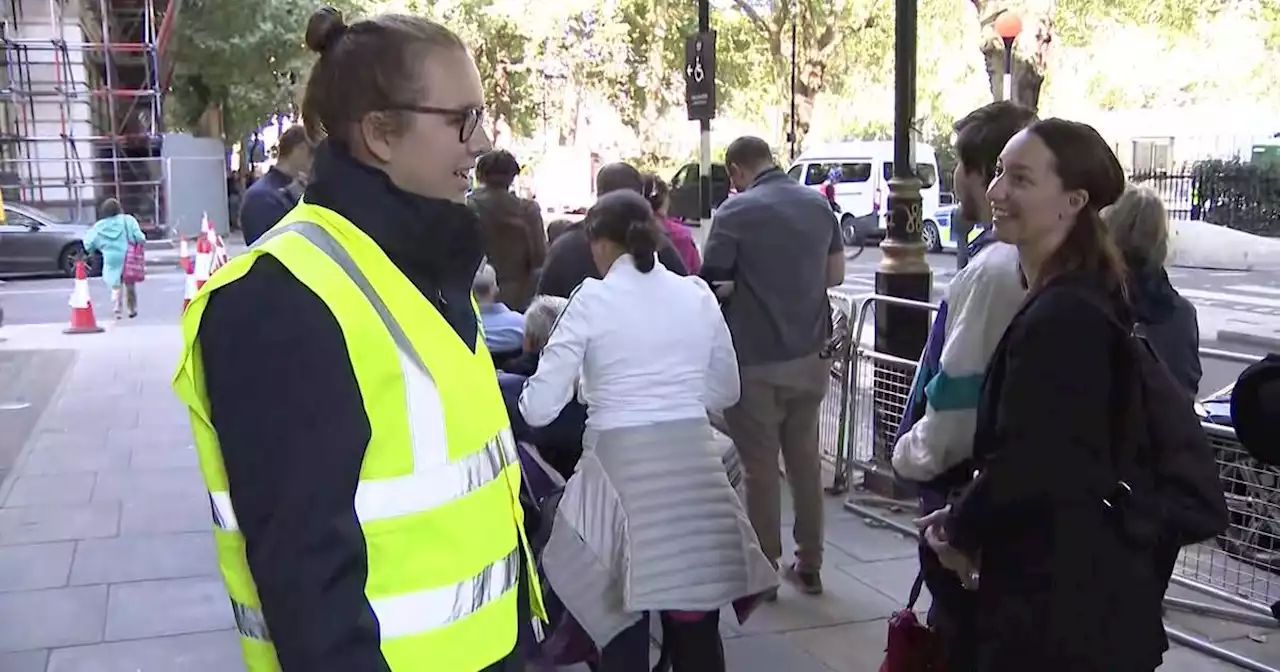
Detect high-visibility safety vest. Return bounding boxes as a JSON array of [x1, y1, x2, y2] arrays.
[[172, 203, 545, 671]]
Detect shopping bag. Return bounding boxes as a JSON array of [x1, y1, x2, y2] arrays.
[[880, 572, 946, 672], [122, 242, 146, 283]]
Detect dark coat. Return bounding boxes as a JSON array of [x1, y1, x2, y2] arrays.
[[468, 186, 547, 311], [946, 272, 1168, 672], [535, 220, 689, 299], [1126, 263, 1201, 395], [238, 167, 298, 246]]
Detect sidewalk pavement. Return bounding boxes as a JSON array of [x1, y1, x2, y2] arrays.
[[0, 321, 1272, 671]]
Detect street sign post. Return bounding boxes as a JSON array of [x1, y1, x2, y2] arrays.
[[684, 31, 717, 121]]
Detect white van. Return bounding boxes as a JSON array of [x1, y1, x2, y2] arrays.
[[786, 141, 942, 248]]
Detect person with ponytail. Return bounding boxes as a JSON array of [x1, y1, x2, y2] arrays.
[[914, 119, 1171, 670], [179, 6, 542, 671], [520, 189, 777, 670], [643, 171, 702, 274]]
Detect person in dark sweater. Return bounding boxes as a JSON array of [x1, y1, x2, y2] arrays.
[[239, 125, 313, 245], [535, 162, 688, 297], [1104, 184, 1202, 395]]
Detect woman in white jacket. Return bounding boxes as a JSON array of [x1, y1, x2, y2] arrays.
[[520, 189, 777, 671]]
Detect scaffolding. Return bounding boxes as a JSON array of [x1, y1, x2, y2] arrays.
[[0, 0, 171, 232]]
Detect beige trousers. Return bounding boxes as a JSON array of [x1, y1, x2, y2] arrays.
[[724, 353, 830, 571]]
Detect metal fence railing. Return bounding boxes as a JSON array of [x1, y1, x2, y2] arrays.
[[821, 293, 1279, 671]]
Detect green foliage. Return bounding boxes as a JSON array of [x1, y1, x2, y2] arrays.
[[430, 0, 540, 139], [1190, 159, 1280, 236], [165, 0, 362, 143], [1054, 0, 1223, 46], [1262, 0, 1280, 51]]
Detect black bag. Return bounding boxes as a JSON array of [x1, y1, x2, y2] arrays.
[[1079, 292, 1229, 548]]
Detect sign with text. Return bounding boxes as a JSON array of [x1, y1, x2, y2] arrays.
[[684, 31, 717, 121]]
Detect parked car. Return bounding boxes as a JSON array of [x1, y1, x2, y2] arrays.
[[0, 203, 102, 277], [667, 162, 731, 222]]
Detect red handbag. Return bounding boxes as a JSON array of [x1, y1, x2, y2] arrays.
[[122, 242, 146, 283], [880, 572, 946, 672]]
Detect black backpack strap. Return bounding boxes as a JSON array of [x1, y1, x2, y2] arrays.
[[906, 571, 926, 610], [1050, 284, 1145, 506]]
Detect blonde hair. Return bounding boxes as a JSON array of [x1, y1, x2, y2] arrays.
[[1104, 184, 1169, 270]]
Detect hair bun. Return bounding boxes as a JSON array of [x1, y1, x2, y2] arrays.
[[304, 6, 348, 54]]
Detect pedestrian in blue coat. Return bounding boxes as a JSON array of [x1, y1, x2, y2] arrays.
[[82, 197, 145, 318]]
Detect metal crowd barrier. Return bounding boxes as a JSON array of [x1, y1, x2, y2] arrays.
[[813, 292, 1280, 671]]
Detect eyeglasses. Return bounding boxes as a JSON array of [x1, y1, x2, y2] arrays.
[[387, 104, 485, 143]]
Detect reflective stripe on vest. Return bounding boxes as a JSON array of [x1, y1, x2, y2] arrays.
[[227, 549, 521, 642], [205, 220, 522, 645]]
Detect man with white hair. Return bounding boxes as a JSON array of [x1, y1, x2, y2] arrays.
[[474, 262, 525, 361], [498, 294, 584, 479], [504, 295, 570, 375]]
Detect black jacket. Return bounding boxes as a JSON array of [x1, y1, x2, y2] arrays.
[[535, 220, 688, 298], [198, 143, 521, 671], [946, 272, 1168, 672], [238, 167, 298, 246], [1126, 261, 1201, 396]]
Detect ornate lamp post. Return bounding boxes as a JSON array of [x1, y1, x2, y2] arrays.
[[863, 0, 932, 498], [995, 12, 1022, 103]]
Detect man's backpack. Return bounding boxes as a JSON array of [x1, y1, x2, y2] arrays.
[[1079, 292, 1229, 549]]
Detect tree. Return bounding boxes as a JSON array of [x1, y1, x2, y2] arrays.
[[164, 0, 346, 144], [728, 0, 890, 148], [606, 0, 695, 164], [428, 0, 541, 143], [971, 0, 1221, 112], [968, 0, 1055, 111]]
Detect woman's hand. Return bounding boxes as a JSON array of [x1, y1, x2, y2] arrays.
[[913, 506, 980, 590]]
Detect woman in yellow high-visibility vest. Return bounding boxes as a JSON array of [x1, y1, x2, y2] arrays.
[[172, 6, 543, 671]]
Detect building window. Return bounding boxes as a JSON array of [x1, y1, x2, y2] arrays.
[[1132, 138, 1173, 176]]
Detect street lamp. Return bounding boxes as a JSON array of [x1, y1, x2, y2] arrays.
[[863, 0, 932, 497], [995, 11, 1022, 103]]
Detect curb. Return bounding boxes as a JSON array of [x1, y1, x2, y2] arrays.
[[1216, 328, 1280, 352]]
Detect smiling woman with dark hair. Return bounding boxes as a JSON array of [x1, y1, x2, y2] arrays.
[[916, 119, 1172, 671]]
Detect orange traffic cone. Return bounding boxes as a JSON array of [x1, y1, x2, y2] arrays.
[[181, 254, 197, 312], [178, 237, 192, 274], [64, 258, 103, 334], [194, 233, 212, 291]]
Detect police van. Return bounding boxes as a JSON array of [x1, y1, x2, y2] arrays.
[[786, 141, 942, 247]]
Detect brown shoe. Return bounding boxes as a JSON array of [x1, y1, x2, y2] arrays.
[[783, 563, 823, 595]]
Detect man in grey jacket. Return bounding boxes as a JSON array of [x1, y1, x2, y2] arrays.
[[702, 136, 844, 596]]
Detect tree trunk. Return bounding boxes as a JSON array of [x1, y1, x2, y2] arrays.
[[789, 55, 826, 151], [195, 102, 224, 140], [973, 1, 1055, 112], [982, 46, 1045, 111]]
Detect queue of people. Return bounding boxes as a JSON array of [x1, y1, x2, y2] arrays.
[[172, 6, 1228, 672]]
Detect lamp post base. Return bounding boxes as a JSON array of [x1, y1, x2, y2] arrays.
[[865, 176, 933, 500]]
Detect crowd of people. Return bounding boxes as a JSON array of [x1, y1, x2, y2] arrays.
[[173, 5, 1238, 672]]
